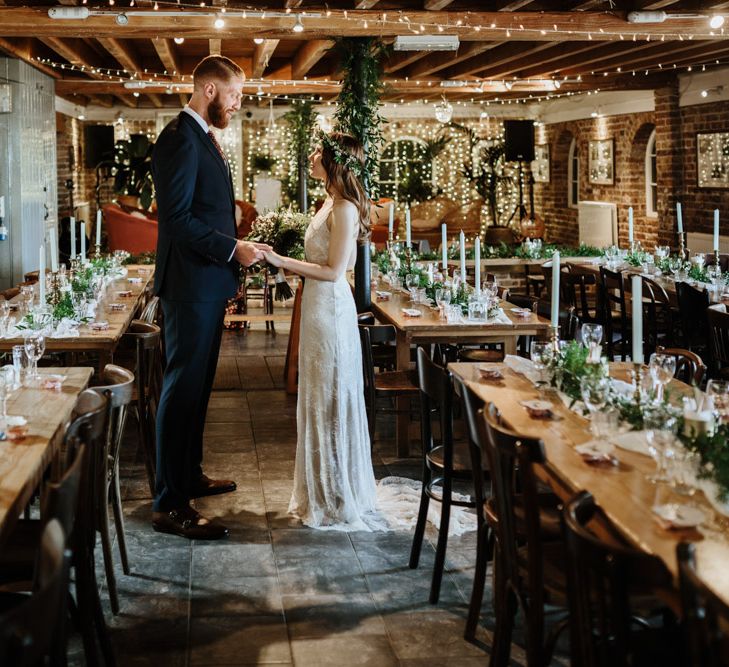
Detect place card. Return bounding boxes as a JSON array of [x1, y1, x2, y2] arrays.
[[117, 290, 133, 298], [575, 440, 618, 466], [519, 399, 554, 420], [41, 374, 65, 391], [401, 308, 422, 317], [127, 277, 143, 284], [510, 307, 532, 318], [652, 503, 706, 530], [90, 321, 110, 331], [109, 303, 126, 311], [478, 366, 503, 381]]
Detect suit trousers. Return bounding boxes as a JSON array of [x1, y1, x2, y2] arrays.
[[153, 298, 227, 512]]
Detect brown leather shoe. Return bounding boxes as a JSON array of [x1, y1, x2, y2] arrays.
[[190, 474, 237, 499], [152, 506, 228, 540]]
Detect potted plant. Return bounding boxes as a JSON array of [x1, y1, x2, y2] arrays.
[[111, 134, 155, 210], [453, 124, 517, 245]]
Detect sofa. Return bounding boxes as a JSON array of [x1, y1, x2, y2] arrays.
[[103, 204, 158, 254]]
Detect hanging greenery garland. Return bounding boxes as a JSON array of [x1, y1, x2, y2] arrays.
[[331, 37, 389, 199], [283, 99, 317, 211]]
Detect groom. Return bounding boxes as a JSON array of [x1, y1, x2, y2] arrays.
[[151, 55, 269, 539]]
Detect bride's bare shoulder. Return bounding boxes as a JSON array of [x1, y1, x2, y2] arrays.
[[328, 199, 358, 228]]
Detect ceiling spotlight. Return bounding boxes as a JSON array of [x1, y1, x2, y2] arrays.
[[78, 114, 85, 120], [133, 92, 140, 97], [504, 81, 513, 91], [253, 37, 264, 45], [591, 110, 598, 118], [553, 79, 561, 89], [173, 37, 185, 44], [256, 85, 264, 96], [701, 89, 709, 97], [710, 14, 725, 29], [292, 15, 304, 33], [115, 12, 128, 25], [214, 15, 225, 29]]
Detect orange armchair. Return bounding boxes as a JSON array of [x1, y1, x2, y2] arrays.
[[103, 204, 158, 254]]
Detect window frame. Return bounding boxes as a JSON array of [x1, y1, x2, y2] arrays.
[[645, 129, 658, 218], [568, 138, 579, 209], [378, 136, 433, 202]]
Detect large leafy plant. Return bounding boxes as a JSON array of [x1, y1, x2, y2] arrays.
[[111, 134, 155, 209], [283, 99, 318, 211]]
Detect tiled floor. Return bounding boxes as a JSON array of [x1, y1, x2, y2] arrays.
[[69, 323, 539, 667]]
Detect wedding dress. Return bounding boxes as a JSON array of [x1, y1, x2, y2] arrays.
[[289, 198, 474, 535]]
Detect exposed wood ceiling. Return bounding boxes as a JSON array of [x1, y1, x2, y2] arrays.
[[0, 2, 727, 109]]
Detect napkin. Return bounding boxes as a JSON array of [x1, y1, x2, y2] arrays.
[[401, 308, 422, 317]]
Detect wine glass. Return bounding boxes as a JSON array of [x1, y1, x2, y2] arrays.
[[645, 413, 678, 483], [580, 375, 610, 439], [530, 341, 553, 395], [581, 323, 603, 348], [20, 285, 34, 315], [406, 274, 418, 301], [435, 288, 451, 319], [649, 353, 676, 401], [654, 245, 670, 261], [0, 299, 10, 336], [706, 379, 729, 424], [23, 331, 45, 386]]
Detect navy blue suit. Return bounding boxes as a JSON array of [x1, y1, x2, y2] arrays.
[[152, 111, 239, 511]]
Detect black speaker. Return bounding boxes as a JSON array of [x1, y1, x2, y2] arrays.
[[504, 120, 535, 162], [84, 125, 115, 168]]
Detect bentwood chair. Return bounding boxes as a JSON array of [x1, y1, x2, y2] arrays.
[[655, 346, 707, 387], [481, 403, 568, 667], [562, 266, 600, 325], [0, 521, 70, 667], [563, 491, 681, 667], [641, 277, 674, 356], [707, 306, 729, 380], [534, 298, 580, 342], [91, 364, 135, 615], [358, 312, 396, 370], [139, 295, 160, 325], [358, 324, 418, 447], [678, 542, 729, 667], [120, 320, 162, 495], [598, 267, 631, 360], [409, 348, 477, 604], [676, 282, 710, 355]]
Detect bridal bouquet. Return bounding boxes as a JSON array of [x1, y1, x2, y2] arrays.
[[246, 207, 308, 301]]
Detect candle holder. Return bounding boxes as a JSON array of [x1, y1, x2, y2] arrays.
[[632, 362, 644, 406], [678, 232, 687, 261], [69, 256, 82, 276], [716, 249, 722, 271], [47, 272, 62, 307], [93, 243, 102, 260], [549, 325, 561, 354]]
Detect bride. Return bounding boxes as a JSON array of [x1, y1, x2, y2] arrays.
[[265, 132, 473, 534]]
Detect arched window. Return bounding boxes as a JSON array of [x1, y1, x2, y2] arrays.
[[568, 138, 579, 208], [645, 129, 657, 217], [378, 138, 431, 201]]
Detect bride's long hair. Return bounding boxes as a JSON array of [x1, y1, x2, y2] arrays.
[[320, 132, 370, 241]]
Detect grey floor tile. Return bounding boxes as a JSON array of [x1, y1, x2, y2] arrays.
[[282, 594, 386, 639], [271, 529, 356, 561], [193, 542, 278, 578], [289, 635, 398, 667], [276, 556, 369, 596], [191, 575, 283, 617]]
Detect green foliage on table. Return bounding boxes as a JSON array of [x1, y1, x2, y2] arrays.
[[122, 251, 156, 265], [549, 341, 608, 405], [90, 256, 113, 274], [683, 423, 729, 501], [688, 264, 710, 283], [332, 37, 388, 199], [52, 292, 75, 322], [71, 267, 95, 297]]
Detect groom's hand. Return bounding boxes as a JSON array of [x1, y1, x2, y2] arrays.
[[234, 240, 265, 266]]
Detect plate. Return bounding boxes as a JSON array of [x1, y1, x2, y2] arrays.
[[612, 431, 652, 456], [520, 400, 553, 411], [127, 277, 142, 284], [652, 504, 706, 529], [6, 415, 27, 427]]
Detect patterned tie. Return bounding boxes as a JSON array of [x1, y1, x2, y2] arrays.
[[207, 130, 227, 165]]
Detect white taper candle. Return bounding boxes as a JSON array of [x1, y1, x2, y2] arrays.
[[388, 202, 394, 236], [474, 238, 481, 296], [628, 206, 634, 246], [70, 216, 76, 259], [96, 209, 102, 248], [80, 222, 86, 262], [459, 230, 466, 283], [631, 275, 644, 364], [550, 251, 560, 328], [441, 223, 448, 270], [676, 202, 683, 234], [405, 208, 411, 248], [39, 245, 46, 307], [49, 228, 58, 273], [714, 209, 720, 252]]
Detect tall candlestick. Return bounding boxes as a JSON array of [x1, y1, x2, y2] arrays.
[[96, 209, 102, 248], [39, 245, 46, 307], [631, 275, 644, 364], [427, 263, 434, 285], [70, 216, 76, 259], [405, 208, 411, 248], [550, 251, 560, 328], [49, 228, 58, 273], [628, 206, 634, 246], [459, 230, 466, 283], [676, 202, 683, 234], [441, 223, 448, 270], [388, 202, 394, 237], [80, 221, 86, 262], [714, 209, 720, 252], [474, 237, 481, 296], [0, 195, 4, 219]]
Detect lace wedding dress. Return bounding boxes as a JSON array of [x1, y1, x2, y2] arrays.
[[289, 198, 474, 535]]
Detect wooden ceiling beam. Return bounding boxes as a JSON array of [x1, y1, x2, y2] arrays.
[[209, 39, 221, 56], [384, 50, 431, 74], [0, 37, 59, 78], [477, 41, 598, 79], [152, 38, 182, 75], [147, 92, 163, 108], [408, 41, 504, 78], [179, 93, 188, 107], [441, 42, 556, 79], [0, 8, 723, 41], [88, 94, 114, 107], [354, 1, 381, 8], [39, 37, 104, 74], [291, 39, 333, 79], [97, 37, 144, 74], [491, 0, 535, 9], [252, 39, 279, 79], [284, 0, 303, 7], [423, 0, 455, 9], [115, 94, 137, 108]]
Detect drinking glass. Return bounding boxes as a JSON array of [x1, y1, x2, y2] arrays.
[[23, 331, 45, 386], [445, 303, 462, 324], [691, 253, 706, 270], [406, 274, 418, 301], [530, 341, 553, 394], [11, 345, 26, 389], [645, 413, 678, 483], [0, 299, 10, 336], [20, 285, 34, 315], [667, 256, 683, 277], [581, 323, 603, 347], [655, 245, 670, 261], [671, 446, 700, 497], [467, 297, 486, 321], [707, 264, 724, 292], [580, 375, 610, 439], [435, 288, 451, 319], [706, 379, 729, 424], [649, 353, 676, 402]]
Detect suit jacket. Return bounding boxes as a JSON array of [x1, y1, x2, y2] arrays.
[[152, 111, 239, 302]]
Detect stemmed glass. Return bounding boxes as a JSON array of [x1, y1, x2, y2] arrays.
[[23, 331, 45, 386], [0, 299, 10, 336], [706, 380, 729, 424], [645, 412, 678, 483], [581, 323, 603, 347], [580, 374, 610, 439], [530, 341, 553, 395], [435, 288, 451, 319], [19, 285, 34, 315], [654, 245, 670, 262], [649, 353, 676, 402], [406, 274, 419, 302]]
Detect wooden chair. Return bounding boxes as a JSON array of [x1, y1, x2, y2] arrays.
[[481, 402, 568, 667], [562, 268, 599, 325], [598, 267, 630, 360], [454, 377, 492, 641], [120, 320, 162, 496], [409, 348, 476, 604], [707, 306, 729, 380], [0, 521, 70, 667], [534, 298, 580, 341], [358, 312, 396, 370], [563, 491, 681, 667], [139, 295, 160, 325], [676, 282, 710, 355], [358, 324, 418, 447], [91, 364, 135, 615], [655, 346, 706, 387], [677, 542, 729, 667], [641, 277, 673, 356]]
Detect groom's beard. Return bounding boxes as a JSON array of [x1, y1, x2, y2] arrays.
[[208, 93, 231, 129]]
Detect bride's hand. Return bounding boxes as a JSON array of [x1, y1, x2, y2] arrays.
[[265, 250, 285, 268]]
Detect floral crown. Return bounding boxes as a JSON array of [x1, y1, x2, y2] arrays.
[[317, 131, 365, 181]]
